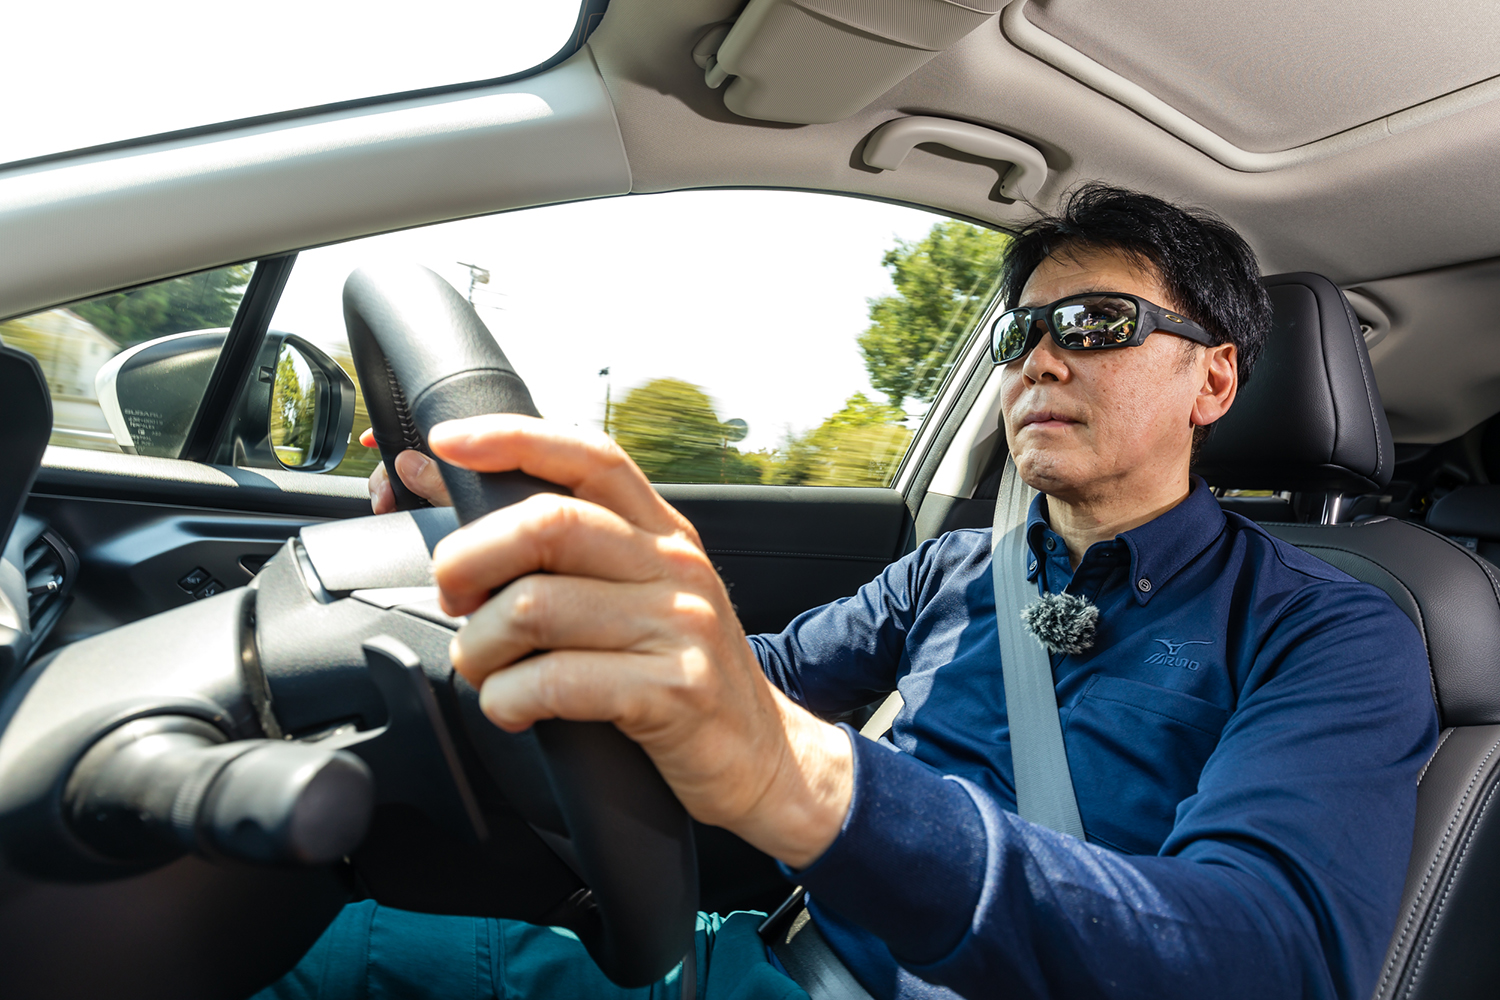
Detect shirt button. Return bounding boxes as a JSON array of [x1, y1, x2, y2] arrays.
[[1044, 537, 1057, 551], [1137, 577, 1152, 592]]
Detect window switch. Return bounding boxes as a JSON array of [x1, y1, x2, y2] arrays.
[[178, 567, 211, 592], [192, 579, 225, 600]]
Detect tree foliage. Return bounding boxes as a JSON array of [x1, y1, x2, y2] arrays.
[[72, 263, 255, 348], [609, 378, 761, 484], [751, 393, 911, 487], [859, 221, 1011, 411], [270, 349, 317, 464]]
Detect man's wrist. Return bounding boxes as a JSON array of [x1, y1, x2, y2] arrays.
[[738, 691, 854, 870]]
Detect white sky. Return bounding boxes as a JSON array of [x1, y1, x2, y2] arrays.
[[268, 190, 946, 452], [5, 1, 581, 165]]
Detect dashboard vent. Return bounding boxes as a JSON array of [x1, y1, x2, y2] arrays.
[[24, 529, 76, 639]]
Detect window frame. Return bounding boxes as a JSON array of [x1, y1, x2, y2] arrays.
[[1, 0, 610, 174]]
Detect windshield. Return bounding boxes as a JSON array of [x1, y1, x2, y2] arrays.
[[4, 0, 585, 167]]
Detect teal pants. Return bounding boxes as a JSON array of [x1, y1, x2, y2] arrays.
[[254, 902, 808, 1000]]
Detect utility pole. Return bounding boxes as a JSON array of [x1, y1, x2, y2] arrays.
[[599, 367, 612, 436], [457, 261, 490, 305]]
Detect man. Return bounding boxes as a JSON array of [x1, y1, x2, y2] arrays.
[[267, 185, 1436, 999]]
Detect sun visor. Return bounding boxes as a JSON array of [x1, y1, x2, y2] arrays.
[[693, 0, 1003, 124]]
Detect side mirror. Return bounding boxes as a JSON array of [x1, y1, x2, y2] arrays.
[[96, 330, 356, 472]]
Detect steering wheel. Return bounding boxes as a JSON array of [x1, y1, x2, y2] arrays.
[[343, 265, 698, 982], [0, 266, 697, 999]]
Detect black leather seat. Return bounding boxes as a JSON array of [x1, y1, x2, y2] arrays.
[[1427, 485, 1500, 564], [1198, 272, 1500, 1000]]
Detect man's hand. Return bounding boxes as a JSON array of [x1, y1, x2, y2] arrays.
[[419, 415, 852, 870], [363, 428, 453, 513]]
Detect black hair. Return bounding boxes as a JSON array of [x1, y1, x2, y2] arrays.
[[999, 183, 1272, 387]]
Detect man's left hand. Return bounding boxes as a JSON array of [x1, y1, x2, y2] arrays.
[[425, 414, 853, 870]]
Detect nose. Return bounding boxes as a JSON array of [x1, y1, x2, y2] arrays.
[[1019, 323, 1070, 384]]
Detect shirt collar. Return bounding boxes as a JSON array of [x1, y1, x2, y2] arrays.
[[1022, 476, 1225, 604]]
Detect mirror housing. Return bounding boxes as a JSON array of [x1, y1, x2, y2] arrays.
[[95, 330, 227, 458], [221, 332, 356, 472], [96, 330, 356, 472]]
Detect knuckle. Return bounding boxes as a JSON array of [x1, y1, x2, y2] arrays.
[[504, 577, 550, 641], [669, 591, 723, 642]]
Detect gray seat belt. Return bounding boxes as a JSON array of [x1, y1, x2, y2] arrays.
[[761, 457, 1083, 1000], [856, 456, 1085, 838], [991, 456, 1086, 840]]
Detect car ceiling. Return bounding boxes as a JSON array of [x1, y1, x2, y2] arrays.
[[3, 0, 1499, 444]]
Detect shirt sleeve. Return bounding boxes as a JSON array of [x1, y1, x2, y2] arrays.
[[794, 581, 1439, 1000], [750, 536, 944, 715]]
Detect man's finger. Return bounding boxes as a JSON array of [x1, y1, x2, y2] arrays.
[[475, 648, 665, 733], [451, 575, 682, 686], [428, 415, 688, 537], [394, 450, 454, 506], [432, 492, 707, 615], [368, 463, 396, 514]]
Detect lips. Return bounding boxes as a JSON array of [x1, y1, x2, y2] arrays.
[[1019, 409, 1081, 429]]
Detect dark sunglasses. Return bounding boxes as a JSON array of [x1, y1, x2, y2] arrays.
[[990, 293, 1214, 364]]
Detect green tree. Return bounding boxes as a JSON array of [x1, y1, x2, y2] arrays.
[[71, 263, 255, 348], [752, 393, 911, 487], [270, 350, 316, 464], [859, 221, 1011, 411], [609, 377, 761, 484]]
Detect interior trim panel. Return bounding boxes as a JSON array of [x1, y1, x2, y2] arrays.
[[0, 48, 632, 321]]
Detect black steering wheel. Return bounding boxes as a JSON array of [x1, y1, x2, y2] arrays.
[[343, 264, 698, 984], [0, 266, 697, 999]]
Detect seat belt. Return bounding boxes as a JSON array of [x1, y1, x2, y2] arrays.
[[854, 458, 1085, 838], [991, 457, 1086, 840], [761, 457, 1084, 999]]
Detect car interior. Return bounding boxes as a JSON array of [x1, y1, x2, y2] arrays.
[[2, 1, 1500, 998]]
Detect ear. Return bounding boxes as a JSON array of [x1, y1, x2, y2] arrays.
[[1191, 343, 1237, 428]]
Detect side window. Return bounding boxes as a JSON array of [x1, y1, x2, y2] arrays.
[[266, 191, 1010, 485], [0, 264, 255, 456]]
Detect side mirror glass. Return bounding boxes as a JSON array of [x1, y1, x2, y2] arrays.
[[269, 342, 323, 469]]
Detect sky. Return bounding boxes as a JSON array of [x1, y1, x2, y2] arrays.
[[6, 1, 583, 165], [268, 191, 945, 453]]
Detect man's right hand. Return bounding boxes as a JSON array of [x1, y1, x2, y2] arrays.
[[363, 428, 454, 513]]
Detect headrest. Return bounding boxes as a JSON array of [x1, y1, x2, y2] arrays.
[[1428, 486, 1500, 542], [1193, 272, 1394, 494]]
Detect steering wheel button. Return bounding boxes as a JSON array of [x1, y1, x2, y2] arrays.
[[192, 579, 225, 600], [177, 567, 211, 591]]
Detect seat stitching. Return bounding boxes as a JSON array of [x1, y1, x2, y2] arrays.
[[1401, 740, 1500, 998], [1417, 728, 1455, 785], [1340, 292, 1386, 481], [1377, 735, 1500, 999]]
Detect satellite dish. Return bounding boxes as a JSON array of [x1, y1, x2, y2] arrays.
[[722, 418, 748, 443]]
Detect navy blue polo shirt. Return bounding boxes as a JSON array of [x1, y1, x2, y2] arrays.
[[751, 479, 1437, 1000]]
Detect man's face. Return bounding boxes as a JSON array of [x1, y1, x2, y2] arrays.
[[999, 249, 1234, 503]]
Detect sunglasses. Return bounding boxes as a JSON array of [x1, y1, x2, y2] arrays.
[[990, 293, 1214, 364]]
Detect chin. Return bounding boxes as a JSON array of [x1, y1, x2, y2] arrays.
[[1013, 449, 1086, 496]]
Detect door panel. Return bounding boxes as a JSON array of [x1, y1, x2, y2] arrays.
[[25, 493, 323, 646], [661, 484, 912, 635]]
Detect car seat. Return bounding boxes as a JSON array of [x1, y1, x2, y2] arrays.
[[1197, 272, 1500, 1000], [1426, 485, 1500, 565]]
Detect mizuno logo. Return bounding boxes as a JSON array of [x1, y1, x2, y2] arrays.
[[1145, 638, 1212, 670], [1154, 639, 1211, 656]]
